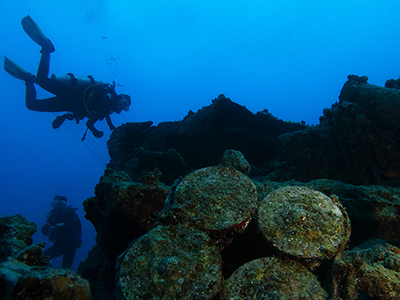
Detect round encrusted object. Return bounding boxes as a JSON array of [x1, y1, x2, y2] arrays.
[[118, 225, 223, 300], [159, 166, 258, 248], [172, 166, 257, 230], [221, 257, 327, 299], [258, 186, 350, 261]]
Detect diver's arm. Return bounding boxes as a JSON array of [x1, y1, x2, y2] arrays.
[[86, 119, 104, 138], [41, 222, 51, 236], [105, 114, 115, 130]]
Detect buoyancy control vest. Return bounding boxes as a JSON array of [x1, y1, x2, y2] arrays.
[[45, 206, 82, 244], [51, 72, 116, 120]]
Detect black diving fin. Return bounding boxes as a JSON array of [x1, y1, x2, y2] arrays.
[[4, 56, 35, 82], [21, 15, 55, 53]]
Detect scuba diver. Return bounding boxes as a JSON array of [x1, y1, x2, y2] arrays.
[[3, 15, 131, 139], [41, 195, 82, 269]]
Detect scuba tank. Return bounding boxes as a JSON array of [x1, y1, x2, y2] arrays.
[[50, 72, 117, 141], [50, 72, 103, 89]]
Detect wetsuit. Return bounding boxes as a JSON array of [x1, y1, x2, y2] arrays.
[[41, 205, 82, 269], [26, 50, 117, 137]]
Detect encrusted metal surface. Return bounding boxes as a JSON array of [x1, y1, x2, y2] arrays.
[[258, 186, 350, 260], [173, 166, 257, 230], [221, 257, 327, 299], [118, 225, 223, 299], [158, 166, 258, 248]]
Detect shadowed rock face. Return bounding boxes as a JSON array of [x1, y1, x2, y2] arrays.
[[268, 75, 400, 186], [107, 94, 307, 179], [109, 77, 400, 187]]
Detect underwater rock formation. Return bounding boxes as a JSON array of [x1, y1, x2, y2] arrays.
[[82, 168, 170, 298], [1, 260, 91, 300], [0, 214, 90, 300], [328, 239, 400, 299], [268, 75, 400, 186], [108, 76, 400, 187], [0, 214, 37, 263], [107, 94, 307, 180], [115, 147, 192, 185], [78, 75, 400, 299], [80, 151, 400, 299]]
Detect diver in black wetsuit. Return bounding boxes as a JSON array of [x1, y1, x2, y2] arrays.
[[4, 15, 131, 138], [41, 196, 82, 269]]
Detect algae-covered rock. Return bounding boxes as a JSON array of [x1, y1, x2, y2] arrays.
[[269, 75, 400, 186], [221, 257, 327, 299], [0, 214, 90, 300], [254, 178, 400, 247], [329, 239, 400, 300], [0, 258, 91, 300], [119, 147, 192, 185], [221, 149, 251, 175], [0, 214, 37, 263], [158, 166, 258, 248], [258, 186, 351, 269], [107, 96, 307, 173], [116, 225, 223, 300], [83, 168, 170, 297]]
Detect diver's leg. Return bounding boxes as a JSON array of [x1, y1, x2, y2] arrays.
[[25, 81, 39, 111], [35, 51, 64, 95], [37, 51, 50, 80], [43, 244, 63, 260], [25, 82, 67, 112], [35, 51, 67, 96], [61, 246, 76, 269]]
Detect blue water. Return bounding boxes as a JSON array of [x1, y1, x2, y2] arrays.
[[1, 0, 400, 271]]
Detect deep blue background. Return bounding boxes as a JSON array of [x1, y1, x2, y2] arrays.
[[1, 0, 400, 270]]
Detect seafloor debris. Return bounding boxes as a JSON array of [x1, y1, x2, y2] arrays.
[[116, 225, 222, 300], [221, 257, 328, 299], [329, 239, 400, 300], [258, 186, 351, 269], [158, 166, 258, 249]]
